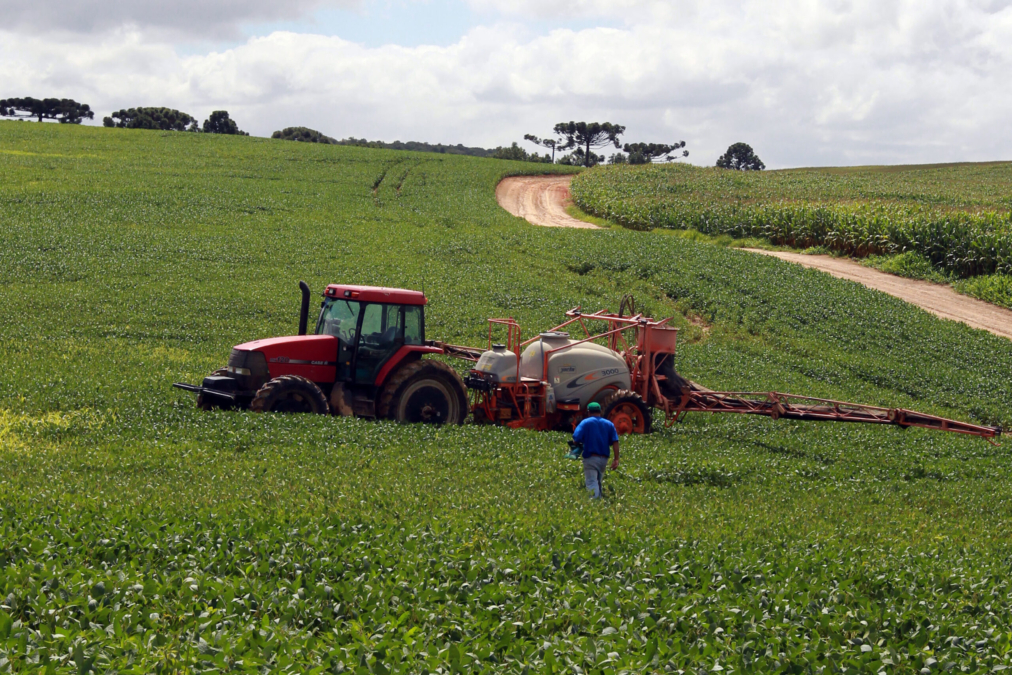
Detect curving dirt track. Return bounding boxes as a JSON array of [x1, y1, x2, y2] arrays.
[[496, 175, 1012, 339], [495, 175, 597, 229], [743, 249, 1012, 340]]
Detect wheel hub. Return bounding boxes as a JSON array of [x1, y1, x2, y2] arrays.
[[609, 402, 645, 434]]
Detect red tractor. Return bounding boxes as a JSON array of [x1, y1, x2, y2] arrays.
[[174, 282, 469, 424], [176, 282, 1001, 443]]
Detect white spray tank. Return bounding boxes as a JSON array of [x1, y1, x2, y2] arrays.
[[474, 343, 520, 383], [520, 332, 631, 409]]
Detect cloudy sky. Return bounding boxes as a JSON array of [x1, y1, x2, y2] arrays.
[[1, 0, 1010, 168]]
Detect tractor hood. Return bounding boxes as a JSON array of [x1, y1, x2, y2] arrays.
[[236, 335, 337, 362], [235, 335, 339, 383]]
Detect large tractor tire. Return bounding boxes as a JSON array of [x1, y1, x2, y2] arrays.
[[601, 389, 652, 435], [378, 360, 467, 425], [251, 375, 330, 415], [197, 368, 229, 411]]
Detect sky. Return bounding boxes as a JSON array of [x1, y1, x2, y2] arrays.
[[1, 0, 1010, 168]]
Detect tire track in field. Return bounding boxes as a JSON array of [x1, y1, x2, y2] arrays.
[[498, 174, 1012, 339]]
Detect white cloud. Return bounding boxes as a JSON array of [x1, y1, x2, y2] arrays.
[[0, 0, 358, 39], [1, 0, 1010, 167]]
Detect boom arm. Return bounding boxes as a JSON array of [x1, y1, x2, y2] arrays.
[[677, 389, 1001, 440]]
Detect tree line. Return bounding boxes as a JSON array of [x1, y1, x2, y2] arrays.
[[1, 97, 765, 170], [0, 98, 248, 135]]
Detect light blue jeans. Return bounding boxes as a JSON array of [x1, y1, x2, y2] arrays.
[[582, 455, 609, 499]]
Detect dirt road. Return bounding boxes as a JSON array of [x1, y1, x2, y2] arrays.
[[495, 175, 596, 229], [496, 173, 1012, 339], [745, 249, 1012, 340]]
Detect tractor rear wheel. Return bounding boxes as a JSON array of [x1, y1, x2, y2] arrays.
[[251, 375, 330, 415], [601, 389, 652, 435], [197, 368, 229, 411], [379, 360, 467, 425]]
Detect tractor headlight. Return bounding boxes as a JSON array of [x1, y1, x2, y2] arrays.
[[227, 365, 251, 376]]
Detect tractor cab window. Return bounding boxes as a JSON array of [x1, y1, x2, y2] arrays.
[[316, 298, 361, 343], [404, 306, 423, 345]]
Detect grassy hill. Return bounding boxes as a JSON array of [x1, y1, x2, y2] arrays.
[[3, 122, 1012, 673]]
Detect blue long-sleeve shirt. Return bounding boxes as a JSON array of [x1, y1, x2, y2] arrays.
[[573, 416, 619, 458]]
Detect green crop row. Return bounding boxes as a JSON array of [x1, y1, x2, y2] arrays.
[[570, 163, 1012, 277], [4, 123, 1012, 673]]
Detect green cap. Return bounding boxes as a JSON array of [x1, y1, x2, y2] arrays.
[[587, 402, 602, 413]]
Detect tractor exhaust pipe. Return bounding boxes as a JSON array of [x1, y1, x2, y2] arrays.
[[298, 281, 311, 335]]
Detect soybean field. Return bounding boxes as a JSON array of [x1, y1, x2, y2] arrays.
[[570, 163, 1012, 280], [4, 123, 1012, 673]]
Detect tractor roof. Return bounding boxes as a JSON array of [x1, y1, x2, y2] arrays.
[[324, 284, 427, 306]]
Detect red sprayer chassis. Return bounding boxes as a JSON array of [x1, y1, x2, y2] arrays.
[[448, 300, 1001, 441]]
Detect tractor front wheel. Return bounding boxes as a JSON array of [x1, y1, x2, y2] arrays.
[[251, 375, 330, 415], [601, 389, 652, 435], [379, 360, 467, 425]]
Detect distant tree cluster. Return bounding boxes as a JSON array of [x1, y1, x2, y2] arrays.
[[3, 96, 722, 170], [104, 107, 198, 131], [623, 141, 689, 164], [202, 110, 247, 136], [523, 122, 690, 167], [272, 127, 337, 144], [1, 97, 252, 137], [0, 97, 94, 124], [490, 142, 553, 163], [716, 142, 765, 171], [336, 137, 496, 157]]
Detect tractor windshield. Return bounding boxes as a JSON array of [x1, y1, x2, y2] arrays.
[[316, 298, 361, 343]]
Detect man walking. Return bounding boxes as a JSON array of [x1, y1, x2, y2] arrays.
[[572, 402, 620, 499]]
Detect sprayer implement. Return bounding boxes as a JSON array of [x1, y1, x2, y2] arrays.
[[175, 283, 1001, 442]]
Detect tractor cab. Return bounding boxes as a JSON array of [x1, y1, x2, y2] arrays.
[[315, 285, 427, 384]]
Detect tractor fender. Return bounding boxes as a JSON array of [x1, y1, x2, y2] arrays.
[[374, 345, 444, 387]]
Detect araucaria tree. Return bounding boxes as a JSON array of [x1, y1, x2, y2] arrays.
[[0, 97, 94, 124], [553, 122, 625, 168], [203, 111, 248, 136], [523, 134, 560, 162], [623, 141, 689, 165], [104, 107, 198, 131], [716, 142, 765, 171]]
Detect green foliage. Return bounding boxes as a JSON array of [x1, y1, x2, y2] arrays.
[[716, 142, 765, 171], [623, 141, 689, 164], [3, 123, 1012, 672], [0, 97, 94, 124], [491, 142, 553, 163], [272, 126, 337, 144], [203, 110, 248, 136], [571, 162, 1012, 277], [337, 137, 496, 157], [558, 148, 605, 166], [103, 107, 198, 131], [954, 274, 1012, 309], [862, 251, 952, 283]]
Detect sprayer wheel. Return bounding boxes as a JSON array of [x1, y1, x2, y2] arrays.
[[251, 375, 330, 415], [600, 389, 652, 435], [379, 360, 467, 425], [197, 368, 229, 411]]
